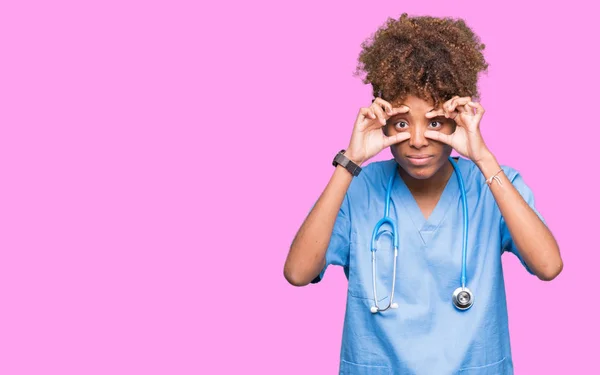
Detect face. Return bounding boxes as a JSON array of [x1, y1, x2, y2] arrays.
[[385, 95, 457, 180]]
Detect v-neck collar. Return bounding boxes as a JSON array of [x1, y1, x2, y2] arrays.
[[386, 158, 462, 245]]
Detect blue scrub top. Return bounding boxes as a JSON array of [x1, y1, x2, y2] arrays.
[[312, 157, 543, 375]]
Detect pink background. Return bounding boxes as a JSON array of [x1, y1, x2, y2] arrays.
[[1, 0, 597, 374]]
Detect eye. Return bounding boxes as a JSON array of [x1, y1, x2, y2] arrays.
[[429, 120, 443, 129], [394, 121, 408, 130]]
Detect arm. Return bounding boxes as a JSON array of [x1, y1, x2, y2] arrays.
[[476, 153, 563, 281], [423, 98, 563, 281], [283, 164, 355, 286], [284, 99, 411, 287]]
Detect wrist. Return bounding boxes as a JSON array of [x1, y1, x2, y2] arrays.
[[344, 149, 365, 166], [473, 149, 495, 168], [475, 153, 501, 180], [333, 149, 363, 177]]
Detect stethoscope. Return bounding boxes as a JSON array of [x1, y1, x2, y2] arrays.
[[369, 156, 474, 313]]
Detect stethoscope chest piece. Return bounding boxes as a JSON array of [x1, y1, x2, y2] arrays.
[[452, 287, 474, 310]]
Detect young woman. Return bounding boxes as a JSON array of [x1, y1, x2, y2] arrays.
[[284, 13, 562, 375]]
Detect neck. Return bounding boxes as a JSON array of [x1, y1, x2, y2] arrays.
[[398, 158, 455, 196]]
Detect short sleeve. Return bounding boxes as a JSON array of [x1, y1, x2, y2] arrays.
[[500, 170, 545, 275], [310, 193, 351, 284]]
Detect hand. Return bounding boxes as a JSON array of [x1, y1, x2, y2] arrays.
[[424, 96, 492, 164], [345, 98, 411, 165]]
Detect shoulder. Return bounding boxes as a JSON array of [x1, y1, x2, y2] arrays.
[[354, 159, 394, 185], [360, 159, 396, 178]]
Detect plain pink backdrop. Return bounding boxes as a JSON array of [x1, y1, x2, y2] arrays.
[[1, 0, 597, 374]]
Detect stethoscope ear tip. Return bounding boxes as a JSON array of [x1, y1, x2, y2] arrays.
[[370, 306, 379, 313], [391, 303, 399, 309]]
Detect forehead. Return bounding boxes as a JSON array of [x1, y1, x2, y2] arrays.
[[390, 95, 437, 110]]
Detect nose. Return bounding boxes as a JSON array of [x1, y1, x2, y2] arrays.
[[409, 125, 429, 149]]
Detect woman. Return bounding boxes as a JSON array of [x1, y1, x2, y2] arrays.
[[283, 13, 562, 375]]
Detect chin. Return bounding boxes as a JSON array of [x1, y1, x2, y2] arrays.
[[399, 163, 439, 179]]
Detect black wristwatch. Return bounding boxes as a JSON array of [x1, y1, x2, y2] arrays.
[[332, 150, 362, 176]]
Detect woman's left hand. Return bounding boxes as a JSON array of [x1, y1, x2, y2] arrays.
[[424, 96, 492, 164]]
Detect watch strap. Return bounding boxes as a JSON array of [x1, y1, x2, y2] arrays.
[[332, 150, 362, 176]]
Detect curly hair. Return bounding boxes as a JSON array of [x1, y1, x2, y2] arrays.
[[354, 13, 489, 107]]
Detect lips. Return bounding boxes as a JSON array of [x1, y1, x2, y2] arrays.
[[406, 155, 434, 166]]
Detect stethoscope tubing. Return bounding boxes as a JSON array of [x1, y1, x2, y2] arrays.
[[370, 157, 471, 313]]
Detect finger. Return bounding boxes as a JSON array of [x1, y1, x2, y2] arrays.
[[463, 103, 473, 116], [424, 130, 452, 145], [383, 132, 411, 147], [360, 108, 390, 132], [468, 101, 485, 114], [425, 108, 445, 119], [444, 96, 460, 117], [357, 107, 377, 130], [453, 97, 473, 113], [370, 102, 388, 126], [448, 96, 469, 114], [372, 97, 394, 116], [358, 107, 374, 121], [389, 105, 410, 115], [364, 105, 411, 132], [469, 101, 485, 121]]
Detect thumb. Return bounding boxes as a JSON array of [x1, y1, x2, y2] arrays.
[[424, 131, 452, 146], [383, 132, 410, 148]]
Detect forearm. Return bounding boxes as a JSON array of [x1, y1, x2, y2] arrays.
[[476, 154, 563, 281], [284, 164, 355, 286]]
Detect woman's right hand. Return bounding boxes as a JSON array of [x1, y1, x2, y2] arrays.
[[344, 98, 411, 165]]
